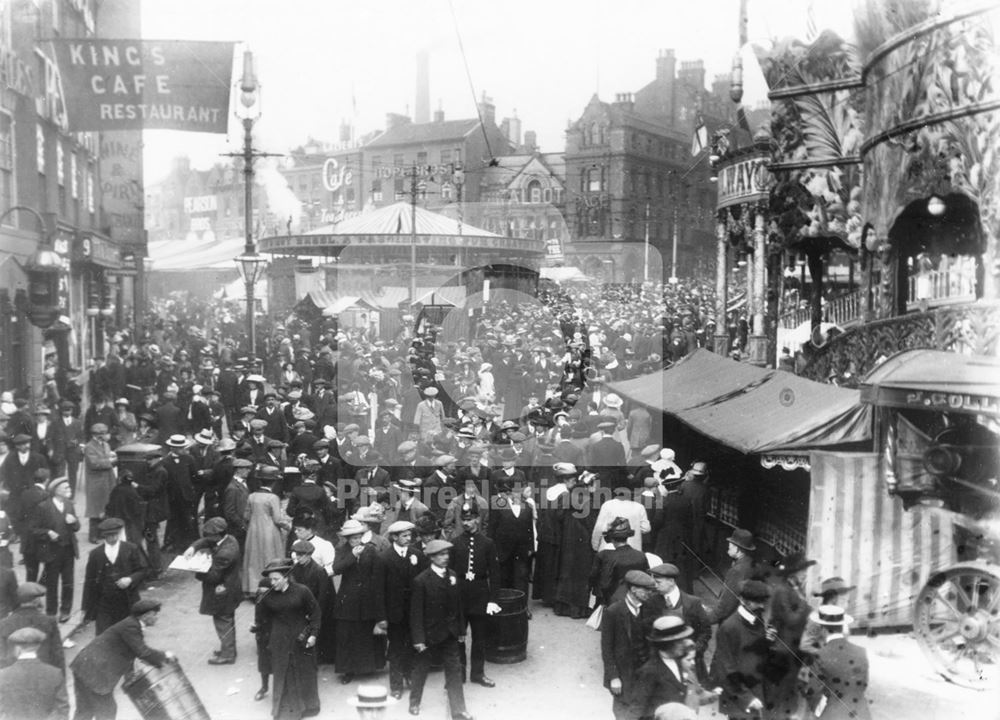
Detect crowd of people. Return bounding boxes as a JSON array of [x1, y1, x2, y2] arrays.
[[0, 279, 869, 720]]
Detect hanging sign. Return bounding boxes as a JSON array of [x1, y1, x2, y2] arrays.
[[49, 39, 235, 133], [716, 154, 772, 209]]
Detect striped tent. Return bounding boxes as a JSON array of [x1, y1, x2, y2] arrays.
[[807, 451, 955, 629]]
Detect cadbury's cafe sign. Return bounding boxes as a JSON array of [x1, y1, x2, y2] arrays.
[[716, 155, 772, 209], [49, 40, 235, 133]]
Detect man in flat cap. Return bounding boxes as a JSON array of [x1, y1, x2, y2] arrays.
[[82, 518, 147, 634], [601, 569, 658, 720], [184, 517, 243, 664], [0, 627, 68, 720], [373, 520, 422, 699], [709, 579, 776, 719], [643, 563, 711, 682], [0, 581, 64, 670], [256, 392, 289, 443], [3, 432, 47, 548], [450, 501, 501, 688], [408, 539, 474, 719], [71, 599, 172, 720], [28, 476, 79, 621]]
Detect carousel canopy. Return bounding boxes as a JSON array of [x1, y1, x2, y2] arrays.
[[260, 202, 544, 257], [606, 349, 872, 454], [148, 236, 247, 271]]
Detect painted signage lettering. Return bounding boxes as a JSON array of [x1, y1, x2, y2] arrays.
[[716, 155, 771, 209]]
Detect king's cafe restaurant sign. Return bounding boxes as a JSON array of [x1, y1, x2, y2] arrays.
[[716, 154, 772, 209]]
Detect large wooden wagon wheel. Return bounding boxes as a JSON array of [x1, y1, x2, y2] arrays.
[[913, 562, 1000, 690]]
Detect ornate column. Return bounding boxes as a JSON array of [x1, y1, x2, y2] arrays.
[[748, 204, 769, 365], [714, 218, 730, 355]]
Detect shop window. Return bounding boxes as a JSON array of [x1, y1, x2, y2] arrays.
[[527, 179, 541, 204], [587, 167, 602, 193], [0, 115, 12, 214]]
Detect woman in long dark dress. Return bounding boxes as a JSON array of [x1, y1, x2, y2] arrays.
[[332, 518, 386, 682], [553, 482, 598, 618], [251, 578, 274, 702], [256, 559, 321, 720], [289, 539, 336, 666]]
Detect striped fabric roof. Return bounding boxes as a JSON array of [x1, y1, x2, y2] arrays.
[[147, 236, 247, 271], [304, 202, 499, 238]]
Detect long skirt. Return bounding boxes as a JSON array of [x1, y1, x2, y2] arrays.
[[532, 540, 560, 604], [334, 619, 385, 675]]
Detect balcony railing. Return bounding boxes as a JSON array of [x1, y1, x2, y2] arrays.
[[907, 267, 977, 311], [780, 288, 865, 329]]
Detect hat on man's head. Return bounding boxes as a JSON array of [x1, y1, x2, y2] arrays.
[[217, 438, 237, 453], [460, 501, 480, 520], [98, 518, 125, 535], [46, 476, 70, 494], [553, 462, 578, 477], [89, 424, 108, 435], [497, 447, 517, 462], [397, 440, 417, 454], [776, 551, 816, 576], [603, 517, 635, 540], [810, 604, 854, 626], [60, 400, 75, 411], [343, 423, 360, 434], [131, 599, 162, 616], [423, 539, 452, 556], [262, 558, 294, 576], [386, 520, 415, 536], [165, 434, 188, 448], [194, 429, 214, 445], [347, 684, 397, 709], [726, 528, 756, 552], [414, 514, 440, 536], [393, 477, 422, 493], [35, 406, 51, 415], [8, 627, 46, 645], [623, 570, 656, 589], [646, 616, 693, 644], [202, 517, 228, 537], [15, 582, 46, 604], [688, 461, 708, 476], [813, 577, 855, 598], [291, 539, 315, 554], [739, 579, 772, 601], [434, 454, 456, 467], [249, 419, 268, 431], [256, 465, 280, 482], [241, 405, 258, 416], [649, 563, 680, 579], [597, 420, 617, 431], [423, 387, 438, 397], [232, 458, 253, 469], [641, 444, 662, 459]]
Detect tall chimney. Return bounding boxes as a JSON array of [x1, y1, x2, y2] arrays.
[[415, 49, 430, 123], [477, 92, 496, 127]]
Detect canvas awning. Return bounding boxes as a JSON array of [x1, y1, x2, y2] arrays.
[[859, 349, 1000, 417], [301, 291, 375, 314], [606, 349, 872, 454]]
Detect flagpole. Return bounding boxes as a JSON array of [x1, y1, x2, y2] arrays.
[[643, 202, 650, 283], [410, 164, 418, 305]]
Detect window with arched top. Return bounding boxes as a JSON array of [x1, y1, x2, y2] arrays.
[[527, 179, 542, 204], [591, 122, 600, 146]]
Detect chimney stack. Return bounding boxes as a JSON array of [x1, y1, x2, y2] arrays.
[[656, 49, 676, 81], [523, 130, 537, 153], [477, 91, 496, 127], [503, 109, 522, 147], [415, 49, 430, 123]]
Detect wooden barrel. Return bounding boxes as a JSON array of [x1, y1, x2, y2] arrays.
[[485, 588, 528, 664], [122, 659, 211, 720]]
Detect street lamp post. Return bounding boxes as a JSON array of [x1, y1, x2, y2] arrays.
[[231, 49, 267, 366]]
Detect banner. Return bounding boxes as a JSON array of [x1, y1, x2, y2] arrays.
[[50, 39, 235, 133]]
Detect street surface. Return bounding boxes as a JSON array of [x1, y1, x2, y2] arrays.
[[51, 537, 999, 720]]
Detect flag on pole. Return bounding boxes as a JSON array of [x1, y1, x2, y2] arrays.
[[805, 2, 819, 42], [691, 116, 708, 156]]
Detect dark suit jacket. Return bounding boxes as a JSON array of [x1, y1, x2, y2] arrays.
[[0, 607, 65, 670], [153, 402, 183, 444], [374, 545, 422, 625], [449, 531, 500, 615], [641, 589, 712, 652], [28, 499, 80, 563], [51, 417, 84, 468], [316, 455, 344, 486], [487, 502, 535, 563], [256, 406, 289, 442], [0, 657, 69, 720], [632, 654, 688, 719], [70, 615, 166, 694], [709, 610, 771, 716], [707, 554, 755, 624], [410, 566, 465, 646], [82, 541, 147, 623], [221, 480, 250, 537], [191, 534, 243, 616], [588, 436, 627, 487], [600, 599, 648, 693], [17, 485, 49, 556], [804, 637, 872, 720]]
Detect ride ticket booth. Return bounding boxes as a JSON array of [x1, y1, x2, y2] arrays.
[[860, 349, 1000, 690]]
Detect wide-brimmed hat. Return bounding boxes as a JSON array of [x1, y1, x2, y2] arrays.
[[553, 462, 578, 477], [423, 387, 438, 397], [194, 429, 214, 445], [603, 516, 635, 540], [647, 615, 693, 644], [261, 558, 294, 576], [165, 434, 189, 448], [726, 528, 756, 552], [347, 684, 398, 709], [246, 374, 266, 384], [393, 477, 422, 492], [414, 514, 441, 536], [777, 551, 816, 576], [814, 577, 856, 597], [338, 519, 367, 537], [217, 438, 237, 453], [423, 539, 453, 556], [603, 393, 623, 408], [810, 604, 854, 626]]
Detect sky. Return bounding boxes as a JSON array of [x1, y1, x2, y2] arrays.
[[139, 0, 856, 184]]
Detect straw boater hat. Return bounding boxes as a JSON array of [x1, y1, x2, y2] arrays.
[[810, 604, 854, 626], [338, 519, 367, 537], [347, 684, 397, 709]]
